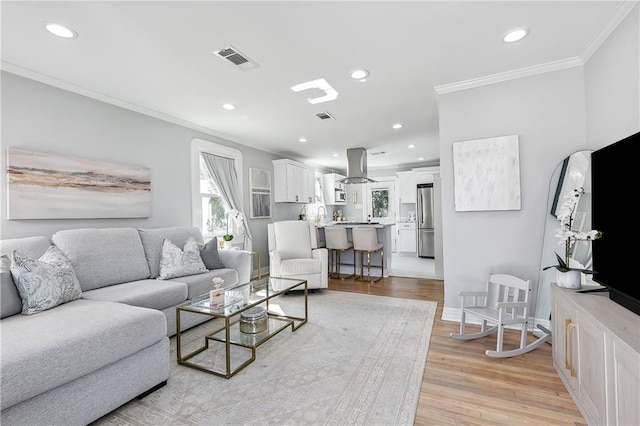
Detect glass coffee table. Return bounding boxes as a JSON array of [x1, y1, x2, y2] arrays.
[[176, 276, 307, 378]]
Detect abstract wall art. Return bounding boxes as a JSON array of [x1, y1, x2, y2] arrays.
[[452, 135, 521, 212], [6, 148, 151, 219]]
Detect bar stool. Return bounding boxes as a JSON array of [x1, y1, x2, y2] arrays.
[[324, 226, 355, 280], [352, 227, 384, 282]]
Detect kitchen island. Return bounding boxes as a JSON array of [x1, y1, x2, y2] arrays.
[[315, 222, 392, 278]]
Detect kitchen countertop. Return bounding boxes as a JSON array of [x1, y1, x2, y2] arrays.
[[314, 221, 393, 228]]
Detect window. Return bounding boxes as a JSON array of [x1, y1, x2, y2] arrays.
[[199, 156, 230, 237], [368, 178, 396, 221], [371, 188, 390, 219], [191, 139, 244, 242]]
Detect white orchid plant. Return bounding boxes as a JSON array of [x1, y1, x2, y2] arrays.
[[543, 187, 602, 274]]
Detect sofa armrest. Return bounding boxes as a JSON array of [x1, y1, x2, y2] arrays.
[[269, 250, 282, 278], [218, 249, 251, 284], [312, 248, 328, 287]]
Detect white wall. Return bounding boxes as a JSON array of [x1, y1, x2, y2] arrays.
[[437, 67, 588, 318], [437, 4, 640, 320], [0, 71, 299, 266]]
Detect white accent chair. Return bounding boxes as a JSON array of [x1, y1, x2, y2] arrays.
[[267, 221, 328, 291], [450, 273, 549, 358]]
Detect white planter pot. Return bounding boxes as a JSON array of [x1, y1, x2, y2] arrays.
[[556, 270, 582, 289]]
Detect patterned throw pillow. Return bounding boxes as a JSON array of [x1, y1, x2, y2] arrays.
[[158, 237, 207, 280], [10, 246, 83, 315]]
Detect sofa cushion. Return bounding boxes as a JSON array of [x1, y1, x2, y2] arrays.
[[0, 236, 51, 259], [280, 258, 322, 276], [9, 247, 83, 315], [138, 227, 204, 278], [82, 279, 188, 310], [158, 237, 207, 280], [52, 228, 150, 291], [0, 299, 166, 411], [0, 256, 22, 319], [199, 237, 224, 270], [169, 269, 239, 300]]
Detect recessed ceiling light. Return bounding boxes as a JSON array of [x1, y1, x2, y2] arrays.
[[45, 22, 77, 39], [350, 69, 369, 81], [503, 28, 528, 43], [418, 157, 425, 161], [222, 103, 236, 110], [408, 144, 416, 149], [299, 138, 307, 143], [332, 153, 339, 157], [392, 123, 403, 129]]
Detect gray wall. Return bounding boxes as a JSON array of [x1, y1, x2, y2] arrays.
[[437, 4, 639, 319], [0, 71, 299, 267]]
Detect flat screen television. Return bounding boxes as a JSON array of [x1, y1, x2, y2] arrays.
[[591, 130, 640, 316]]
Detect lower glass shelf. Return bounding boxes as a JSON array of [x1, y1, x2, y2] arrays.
[[206, 316, 294, 348]]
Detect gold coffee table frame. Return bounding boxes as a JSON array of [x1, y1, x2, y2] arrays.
[[176, 276, 307, 379]]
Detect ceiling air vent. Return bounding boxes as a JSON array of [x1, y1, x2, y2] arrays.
[[214, 45, 259, 71], [315, 112, 334, 120], [371, 151, 388, 156]]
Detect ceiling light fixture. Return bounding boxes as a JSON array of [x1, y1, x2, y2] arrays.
[[332, 153, 339, 158], [392, 123, 403, 129], [45, 22, 77, 39], [503, 28, 528, 43], [350, 69, 369, 81], [299, 138, 307, 143], [408, 144, 416, 149], [418, 157, 425, 161], [222, 103, 236, 110], [291, 78, 338, 104]]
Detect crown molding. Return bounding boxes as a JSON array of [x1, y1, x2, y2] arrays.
[[0, 61, 280, 157], [434, 1, 639, 95], [434, 57, 583, 94]]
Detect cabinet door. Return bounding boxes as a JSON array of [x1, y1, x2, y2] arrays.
[[553, 292, 578, 390], [397, 224, 416, 252], [576, 312, 607, 425], [609, 340, 640, 425], [303, 168, 315, 203], [398, 173, 417, 203]]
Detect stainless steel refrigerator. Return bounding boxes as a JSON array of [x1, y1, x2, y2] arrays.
[[417, 184, 435, 258]]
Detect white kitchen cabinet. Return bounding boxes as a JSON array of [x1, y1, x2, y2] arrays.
[[396, 171, 416, 204], [273, 159, 315, 203], [323, 173, 346, 205], [552, 286, 640, 426], [396, 222, 416, 253]]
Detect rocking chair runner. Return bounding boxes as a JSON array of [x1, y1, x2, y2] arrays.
[[450, 273, 549, 358]]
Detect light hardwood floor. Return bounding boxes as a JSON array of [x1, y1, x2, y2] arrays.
[[327, 275, 587, 426]]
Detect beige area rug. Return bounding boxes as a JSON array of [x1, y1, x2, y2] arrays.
[[95, 290, 437, 426]]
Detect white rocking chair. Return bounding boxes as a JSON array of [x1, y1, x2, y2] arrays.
[[450, 273, 549, 358]]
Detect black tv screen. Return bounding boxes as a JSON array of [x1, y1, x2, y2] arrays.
[[591, 130, 640, 316]]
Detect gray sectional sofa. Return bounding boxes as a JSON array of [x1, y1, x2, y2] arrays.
[[0, 226, 252, 425]]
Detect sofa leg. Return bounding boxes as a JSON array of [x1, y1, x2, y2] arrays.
[[136, 380, 167, 399]]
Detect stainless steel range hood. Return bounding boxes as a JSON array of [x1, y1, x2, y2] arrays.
[[339, 147, 376, 184]]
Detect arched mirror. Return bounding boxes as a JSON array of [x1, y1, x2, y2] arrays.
[[535, 150, 593, 328]]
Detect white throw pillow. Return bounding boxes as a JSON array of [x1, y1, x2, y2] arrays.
[[158, 237, 207, 280], [10, 246, 83, 315]]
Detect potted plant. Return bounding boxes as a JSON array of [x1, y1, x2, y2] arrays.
[[543, 187, 601, 288]]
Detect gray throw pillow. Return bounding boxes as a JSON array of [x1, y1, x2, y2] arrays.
[[200, 238, 224, 270], [10, 246, 83, 315], [158, 237, 207, 280]]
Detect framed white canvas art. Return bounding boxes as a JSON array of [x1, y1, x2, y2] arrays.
[[7, 148, 151, 219], [453, 135, 521, 211]]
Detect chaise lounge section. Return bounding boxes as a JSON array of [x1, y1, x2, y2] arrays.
[[0, 226, 252, 425]]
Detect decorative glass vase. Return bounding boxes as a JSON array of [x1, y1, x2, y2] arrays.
[[556, 270, 582, 289]]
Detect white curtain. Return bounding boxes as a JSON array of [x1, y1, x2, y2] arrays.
[[201, 152, 253, 249]]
